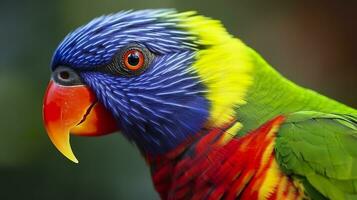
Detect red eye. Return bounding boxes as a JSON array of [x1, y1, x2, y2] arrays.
[[123, 49, 145, 71]]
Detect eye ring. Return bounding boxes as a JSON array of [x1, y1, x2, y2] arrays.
[[104, 44, 153, 76], [123, 49, 145, 71]]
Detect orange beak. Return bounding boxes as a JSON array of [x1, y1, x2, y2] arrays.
[[43, 80, 118, 163]]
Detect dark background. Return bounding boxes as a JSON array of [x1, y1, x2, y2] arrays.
[[0, 0, 356, 199]]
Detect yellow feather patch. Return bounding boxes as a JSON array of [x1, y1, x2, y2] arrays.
[[220, 122, 242, 145], [175, 12, 254, 127], [257, 122, 281, 200], [276, 176, 288, 199], [258, 159, 281, 200]]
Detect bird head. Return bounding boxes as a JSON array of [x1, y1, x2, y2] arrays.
[[43, 9, 253, 163]]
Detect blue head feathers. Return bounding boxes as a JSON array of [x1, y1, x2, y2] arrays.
[[52, 9, 197, 69], [51, 9, 210, 154]]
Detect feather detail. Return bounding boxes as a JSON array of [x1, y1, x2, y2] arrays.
[[148, 115, 305, 200], [177, 13, 254, 127]]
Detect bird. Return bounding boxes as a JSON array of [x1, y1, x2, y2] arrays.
[[42, 9, 357, 200]]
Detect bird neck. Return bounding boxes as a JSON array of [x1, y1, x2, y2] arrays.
[[236, 48, 356, 135]]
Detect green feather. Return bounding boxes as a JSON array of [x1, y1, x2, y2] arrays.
[[235, 47, 356, 135], [275, 111, 357, 200]]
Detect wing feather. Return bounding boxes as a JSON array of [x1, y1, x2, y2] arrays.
[[275, 111, 357, 200]]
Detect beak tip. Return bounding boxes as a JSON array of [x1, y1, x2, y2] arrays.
[[66, 154, 79, 164], [59, 145, 80, 164]]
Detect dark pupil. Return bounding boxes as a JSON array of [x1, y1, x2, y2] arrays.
[[127, 52, 140, 66], [59, 71, 70, 80]]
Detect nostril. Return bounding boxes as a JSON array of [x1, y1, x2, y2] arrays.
[[59, 71, 70, 80]]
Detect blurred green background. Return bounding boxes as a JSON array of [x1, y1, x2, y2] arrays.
[[0, 0, 356, 199]]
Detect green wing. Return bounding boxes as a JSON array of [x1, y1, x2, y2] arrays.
[[275, 111, 357, 200]]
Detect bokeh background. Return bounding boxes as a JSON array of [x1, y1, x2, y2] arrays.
[[0, 0, 356, 199]]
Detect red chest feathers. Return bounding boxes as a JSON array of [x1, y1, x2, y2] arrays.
[[148, 116, 304, 200]]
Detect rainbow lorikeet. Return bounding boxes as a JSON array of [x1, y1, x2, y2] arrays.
[[42, 9, 357, 200]]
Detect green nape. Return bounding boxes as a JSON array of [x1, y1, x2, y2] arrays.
[[235, 46, 357, 135]]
